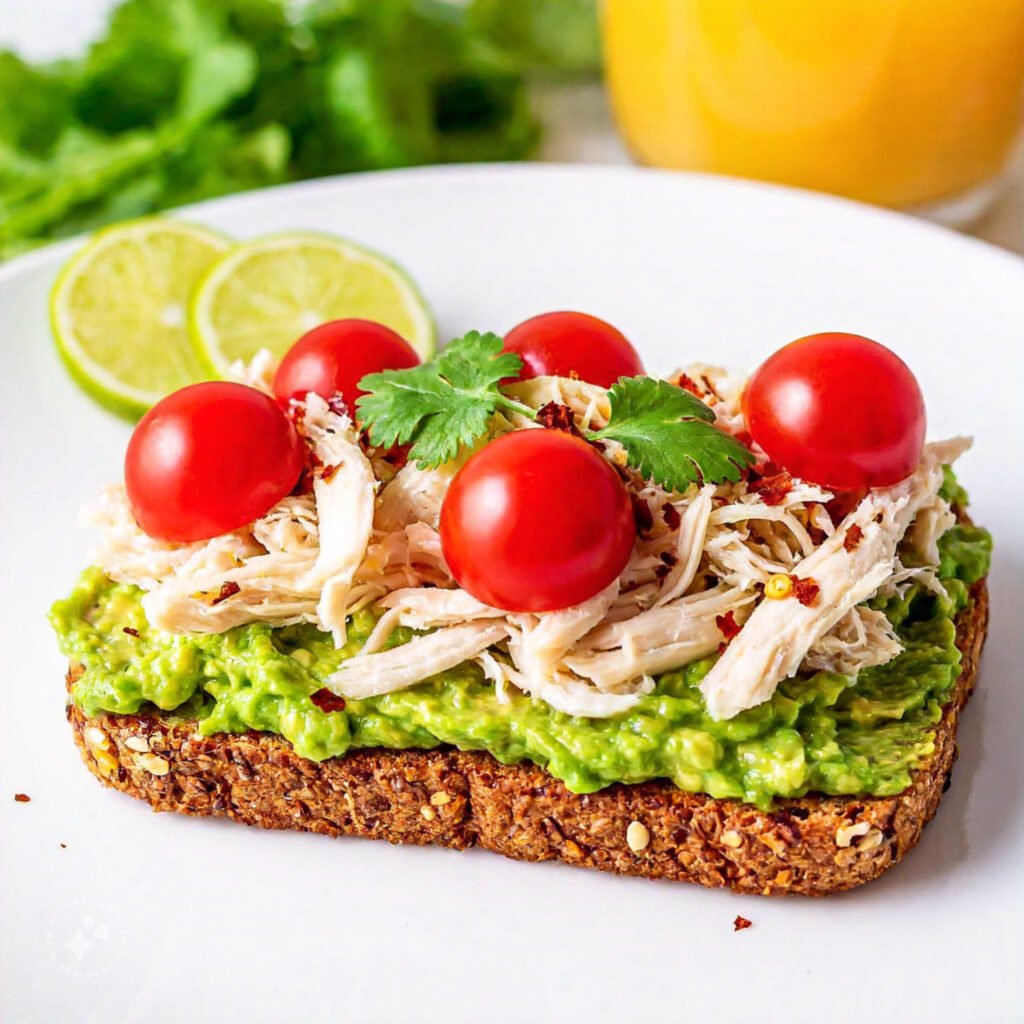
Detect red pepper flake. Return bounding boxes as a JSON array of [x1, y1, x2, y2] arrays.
[[14, 793, 30, 803], [789, 576, 820, 607], [631, 494, 654, 535], [842, 523, 864, 552], [310, 688, 347, 713], [716, 610, 741, 641], [716, 610, 741, 651], [733, 915, 753, 932], [380, 442, 411, 469], [654, 551, 678, 582], [326, 394, 350, 418], [211, 581, 241, 606], [661, 502, 681, 531], [122, 626, 140, 638], [675, 373, 705, 397], [825, 489, 868, 525], [321, 461, 343, 484], [292, 448, 324, 496], [536, 401, 577, 434], [715, 610, 742, 652], [749, 470, 793, 506]]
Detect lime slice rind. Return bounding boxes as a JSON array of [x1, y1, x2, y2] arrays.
[[50, 218, 230, 420], [50, 222, 434, 420], [189, 231, 436, 377]]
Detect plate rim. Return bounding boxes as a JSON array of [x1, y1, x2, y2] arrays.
[[3, 162, 1022, 287]]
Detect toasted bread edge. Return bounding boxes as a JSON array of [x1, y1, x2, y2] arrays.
[[66, 580, 988, 896]]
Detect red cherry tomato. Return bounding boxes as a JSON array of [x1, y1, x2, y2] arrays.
[[743, 332, 926, 490], [503, 311, 644, 388], [440, 430, 635, 612], [125, 382, 305, 543], [272, 319, 420, 413]]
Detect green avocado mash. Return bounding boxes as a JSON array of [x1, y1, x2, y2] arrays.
[[50, 477, 991, 810]]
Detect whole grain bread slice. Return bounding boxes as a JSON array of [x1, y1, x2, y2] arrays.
[[66, 580, 987, 897]]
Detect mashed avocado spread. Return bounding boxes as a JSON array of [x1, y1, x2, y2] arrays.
[[51, 478, 991, 809]]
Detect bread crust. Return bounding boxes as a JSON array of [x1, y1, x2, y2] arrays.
[[67, 581, 987, 896]]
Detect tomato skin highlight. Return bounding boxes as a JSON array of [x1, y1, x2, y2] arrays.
[[125, 382, 306, 543], [503, 311, 644, 388], [743, 332, 926, 490], [272, 318, 420, 414], [440, 430, 635, 612]]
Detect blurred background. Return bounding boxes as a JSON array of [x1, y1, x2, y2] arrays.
[[3, 0, 1023, 260]]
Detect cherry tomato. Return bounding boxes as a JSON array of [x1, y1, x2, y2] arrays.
[[502, 311, 644, 388], [440, 430, 635, 612], [743, 332, 926, 490], [125, 382, 305, 543], [272, 319, 420, 413]]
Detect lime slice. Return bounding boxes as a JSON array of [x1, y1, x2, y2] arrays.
[[189, 232, 435, 375], [50, 219, 230, 419]]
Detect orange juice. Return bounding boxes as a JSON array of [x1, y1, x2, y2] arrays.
[[603, 0, 1024, 209]]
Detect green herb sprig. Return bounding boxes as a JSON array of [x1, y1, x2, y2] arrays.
[[357, 331, 536, 467], [592, 376, 755, 489], [357, 332, 755, 491]]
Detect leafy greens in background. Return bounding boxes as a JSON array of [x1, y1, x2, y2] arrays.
[[0, 0, 601, 258]]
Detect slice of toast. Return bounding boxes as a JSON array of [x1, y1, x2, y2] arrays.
[[66, 580, 987, 897]]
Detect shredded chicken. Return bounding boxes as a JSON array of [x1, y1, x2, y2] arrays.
[[228, 349, 276, 396], [566, 587, 758, 691], [503, 375, 610, 431], [376, 586, 505, 629], [326, 622, 510, 698], [302, 395, 377, 644], [507, 581, 621, 691], [86, 352, 970, 721], [375, 457, 463, 532], [653, 486, 714, 605], [803, 606, 903, 676], [905, 489, 957, 568], [90, 396, 376, 638], [504, 664, 654, 717], [699, 438, 969, 719]]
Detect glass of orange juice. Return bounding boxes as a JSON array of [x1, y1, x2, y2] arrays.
[[603, 0, 1024, 220]]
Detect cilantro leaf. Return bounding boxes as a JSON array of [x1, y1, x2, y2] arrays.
[[357, 331, 531, 468], [591, 377, 755, 490], [360, 347, 755, 488], [434, 329, 522, 390]]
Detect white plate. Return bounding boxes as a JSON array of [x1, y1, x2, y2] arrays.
[[2, 166, 1022, 1024]]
